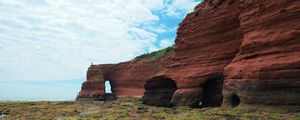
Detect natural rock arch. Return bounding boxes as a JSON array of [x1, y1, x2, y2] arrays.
[[142, 76, 177, 107]]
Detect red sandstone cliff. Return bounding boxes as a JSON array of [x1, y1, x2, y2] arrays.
[[77, 0, 300, 107], [144, 0, 244, 107], [143, 0, 300, 107], [223, 0, 300, 106], [77, 49, 172, 100]]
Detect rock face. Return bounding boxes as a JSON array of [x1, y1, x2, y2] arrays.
[[143, 0, 300, 107], [77, 54, 171, 101], [143, 0, 244, 107], [77, 0, 300, 107], [223, 0, 300, 106], [77, 65, 112, 101]]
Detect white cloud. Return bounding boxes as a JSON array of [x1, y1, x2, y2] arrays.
[[160, 39, 174, 48], [141, 0, 164, 10], [163, 0, 199, 17], [0, 0, 199, 82], [144, 24, 169, 33]]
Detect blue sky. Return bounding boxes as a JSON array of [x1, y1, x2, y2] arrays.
[[0, 0, 200, 101]]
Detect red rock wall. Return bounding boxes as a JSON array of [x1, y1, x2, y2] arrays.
[[104, 59, 170, 96], [143, 0, 300, 107], [144, 0, 244, 107], [77, 58, 170, 100], [77, 64, 113, 100], [223, 0, 300, 106]]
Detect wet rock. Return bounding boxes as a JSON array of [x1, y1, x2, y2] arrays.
[[0, 110, 9, 118], [0, 110, 9, 115], [136, 106, 148, 113]]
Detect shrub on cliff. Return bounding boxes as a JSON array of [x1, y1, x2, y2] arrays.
[[135, 46, 173, 61]]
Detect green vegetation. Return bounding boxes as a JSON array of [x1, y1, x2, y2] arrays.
[[135, 46, 173, 61], [0, 97, 299, 120]]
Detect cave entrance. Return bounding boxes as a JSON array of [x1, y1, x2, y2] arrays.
[[201, 75, 224, 107], [143, 76, 177, 107], [229, 94, 240, 107]]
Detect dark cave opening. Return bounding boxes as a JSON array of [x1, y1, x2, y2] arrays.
[[201, 75, 224, 107], [142, 76, 177, 107], [229, 94, 240, 107]]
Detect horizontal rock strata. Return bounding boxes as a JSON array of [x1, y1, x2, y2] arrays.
[[78, 0, 300, 108]]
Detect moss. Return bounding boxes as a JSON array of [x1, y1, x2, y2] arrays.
[[135, 46, 173, 61], [296, 114, 300, 120], [0, 98, 298, 119]]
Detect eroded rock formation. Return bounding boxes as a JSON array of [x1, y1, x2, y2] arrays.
[[77, 50, 171, 101], [77, 0, 300, 107], [143, 0, 244, 107], [223, 0, 300, 106]]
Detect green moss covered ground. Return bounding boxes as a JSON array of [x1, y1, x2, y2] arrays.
[[0, 97, 299, 120]]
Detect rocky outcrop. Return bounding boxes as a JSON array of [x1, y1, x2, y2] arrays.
[[143, 0, 244, 107], [223, 0, 300, 106], [76, 64, 112, 101], [77, 49, 172, 101], [78, 0, 300, 108], [143, 0, 300, 107]]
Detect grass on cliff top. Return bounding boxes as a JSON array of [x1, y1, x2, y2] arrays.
[[135, 46, 173, 61], [0, 97, 299, 120]]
